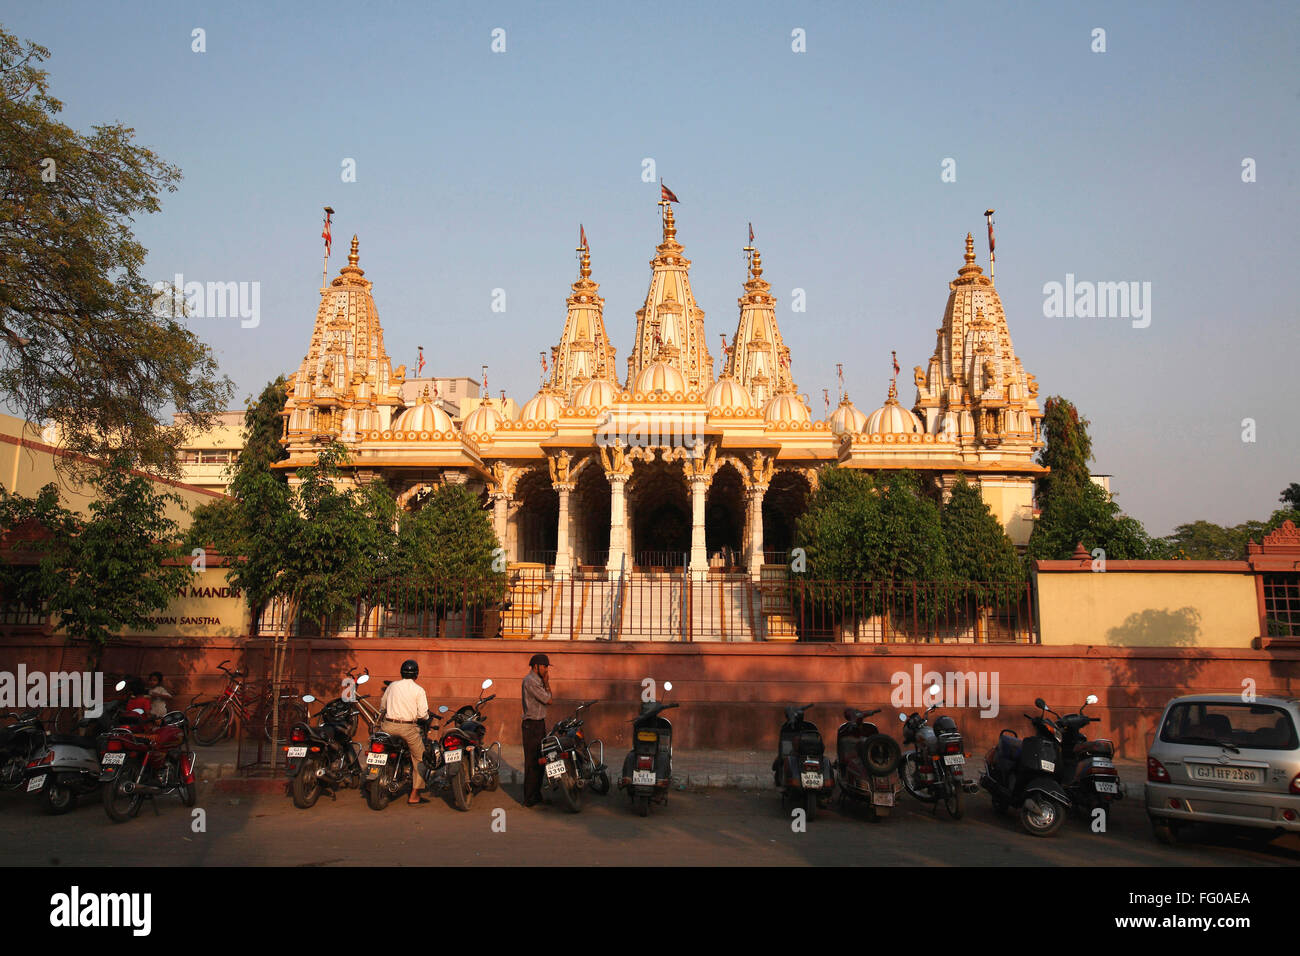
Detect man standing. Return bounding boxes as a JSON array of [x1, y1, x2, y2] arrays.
[[381, 659, 430, 806], [521, 653, 552, 807]]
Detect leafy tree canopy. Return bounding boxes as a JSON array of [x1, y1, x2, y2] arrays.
[[942, 477, 1024, 587]]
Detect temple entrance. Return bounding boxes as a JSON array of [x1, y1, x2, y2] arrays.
[[628, 458, 690, 568], [572, 462, 610, 568], [763, 469, 811, 563], [513, 468, 558, 565], [705, 462, 745, 569]]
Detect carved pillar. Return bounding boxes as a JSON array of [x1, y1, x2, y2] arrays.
[[605, 474, 630, 575], [491, 492, 509, 554], [746, 483, 768, 579], [554, 483, 574, 575], [689, 474, 710, 574]]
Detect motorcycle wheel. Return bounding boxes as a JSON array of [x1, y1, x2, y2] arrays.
[[192, 704, 231, 747], [804, 791, 818, 822], [103, 758, 143, 823], [590, 768, 610, 796], [43, 781, 77, 815], [365, 776, 391, 811], [1151, 817, 1180, 846], [292, 763, 322, 809], [451, 762, 473, 812], [558, 770, 581, 813], [899, 753, 939, 804], [636, 794, 650, 817], [178, 778, 197, 808], [1020, 795, 1066, 837], [943, 779, 963, 819]]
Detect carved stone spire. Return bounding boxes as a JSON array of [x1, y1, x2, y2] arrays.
[[726, 235, 792, 405], [548, 232, 617, 394]]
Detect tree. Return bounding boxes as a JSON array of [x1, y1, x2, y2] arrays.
[[1028, 479, 1162, 561], [942, 477, 1024, 587], [1280, 483, 1300, 509], [0, 28, 231, 475], [0, 462, 192, 669], [1035, 396, 1094, 503]]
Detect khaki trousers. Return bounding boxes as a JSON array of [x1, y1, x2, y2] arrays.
[[382, 720, 425, 790]]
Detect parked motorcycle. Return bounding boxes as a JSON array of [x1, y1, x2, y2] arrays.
[[773, 703, 834, 821], [99, 705, 197, 823], [286, 671, 375, 809], [1056, 693, 1124, 819], [834, 706, 902, 819], [619, 682, 677, 817], [978, 697, 1072, 837], [433, 679, 501, 811], [539, 699, 610, 813], [1, 709, 47, 792], [899, 683, 976, 819], [362, 698, 450, 811]]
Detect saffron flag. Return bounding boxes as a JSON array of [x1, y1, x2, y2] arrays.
[[892, 351, 900, 377], [322, 208, 333, 257], [719, 333, 731, 356], [580, 224, 588, 250], [748, 222, 754, 243], [985, 209, 996, 255], [660, 182, 679, 204], [417, 347, 425, 376], [540, 351, 548, 374]]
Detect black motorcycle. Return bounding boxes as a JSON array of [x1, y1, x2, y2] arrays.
[[619, 683, 678, 817], [1, 710, 47, 792], [833, 706, 902, 819], [979, 697, 1072, 837], [362, 695, 450, 811], [539, 699, 610, 813], [286, 677, 373, 809], [773, 703, 833, 821], [433, 679, 501, 811], [1056, 693, 1124, 818], [898, 684, 975, 819]]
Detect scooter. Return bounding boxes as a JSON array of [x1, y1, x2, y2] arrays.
[[978, 697, 1072, 837], [0, 709, 47, 792], [1056, 693, 1124, 819], [619, 682, 677, 817], [21, 681, 131, 813], [773, 703, 834, 821], [898, 683, 977, 819], [286, 671, 375, 809], [539, 700, 609, 813], [433, 679, 501, 811], [834, 706, 902, 819]]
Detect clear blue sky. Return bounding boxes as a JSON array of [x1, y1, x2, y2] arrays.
[[6, 1, 1297, 535]]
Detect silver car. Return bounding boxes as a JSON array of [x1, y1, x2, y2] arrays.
[[1146, 694, 1300, 845]]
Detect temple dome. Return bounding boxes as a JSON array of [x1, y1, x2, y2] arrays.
[[829, 396, 868, 436], [393, 398, 456, 434], [572, 378, 619, 411], [633, 360, 687, 395], [518, 389, 564, 423], [704, 376, 753, 411], [763, 391, 811, 424], [865, 382, 923, 435], [462, 400, 504, 436]]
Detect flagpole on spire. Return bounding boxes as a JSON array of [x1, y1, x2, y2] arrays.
[[743, 222, 755, 274], [321, 206, 334, 289], [985, 209, 996, 284]]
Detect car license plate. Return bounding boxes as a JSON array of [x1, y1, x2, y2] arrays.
[[800, 771, 823, 788], [1040, 760, 1055, 772], [632, 770, 656, 786], [444, 749, 462, 764], [546, 759, 565, 779], [1094, 780, 1119, 794], [366, 752, 388, 766], [287, 746, 307, 758], [871, 790, 895, 807], [1190, 765, 1262, 784], [1092, 757, 1113, 768], [26, 774, 45, 792], [944, 754, 965, 766], [102, 752, 125, 765]]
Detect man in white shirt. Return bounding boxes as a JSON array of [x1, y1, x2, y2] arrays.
[[381, 659, 430, 806]]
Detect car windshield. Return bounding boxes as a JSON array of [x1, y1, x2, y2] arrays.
[[1160, 702, 1298, 752]]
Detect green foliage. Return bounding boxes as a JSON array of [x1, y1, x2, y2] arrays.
[[941, 478, 1024, 601], [1281, 483, 1300, 508], [1035, 396, 1094, 504], [1163, 519, 1264, 560], [0, 462, 192, 666], [0, 28, 231, 475], [1028, 479, 1162, 561], [384, 483, 505, 611]]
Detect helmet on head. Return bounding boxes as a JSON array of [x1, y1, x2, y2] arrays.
[[400, 659, 419, 679], [528, 654, 550, 667]]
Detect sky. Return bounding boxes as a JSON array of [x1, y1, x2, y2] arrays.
[[5, 0, 1297, 536]]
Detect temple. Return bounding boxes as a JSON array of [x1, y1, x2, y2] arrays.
[[277, 205, 1046, 583]]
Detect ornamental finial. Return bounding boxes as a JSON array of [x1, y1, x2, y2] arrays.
[[964, 233, 975, 265], [348, 234, 360, 268]]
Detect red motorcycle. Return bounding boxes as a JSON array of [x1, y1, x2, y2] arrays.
[[99, 703, 197, 823]]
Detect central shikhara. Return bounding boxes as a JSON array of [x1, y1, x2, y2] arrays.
[[277, 203, 1045, 583]]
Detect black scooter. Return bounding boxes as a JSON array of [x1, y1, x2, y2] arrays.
[[619, 682, 678, 817], [433, 679, 501, 811], [539, 700, 609, 813], [1056, 693, 1124, 818], [286, 672, 374, 809], [773, 703, 834, 821], [979, 697, 1072, 837], [1, 709, 47, 792], [834, 706, 902, 819]]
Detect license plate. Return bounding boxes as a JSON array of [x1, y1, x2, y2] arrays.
[[1094, 780, 1119, 794], [1092, 757, 1114, 768], [800, 772, 823, 788], [366, 752, 388, 766], [944, 754, 965, 766], [444, 749, 462, 764], [1190, 765, 1262, 784], [632, 770, 656, 786], [871, 790, 895, 807], [1040, 760, 1055, 772], [26, 775, 45, 792], [102, 752, 125, 765], [287, 746, 307, 758], [546, 759, 565, 779]]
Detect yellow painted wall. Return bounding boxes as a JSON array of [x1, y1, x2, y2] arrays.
[[1036, 571, 1259, 648], [117, 570, 251, 638], [977, 479, 1035, 547]]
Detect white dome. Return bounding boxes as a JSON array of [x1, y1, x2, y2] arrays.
[[572, 378, 619, 411], [829, 397, 868, 436], [704, 376, 754, 411], [393, 400, 456, 434], [763, 391, 811, 424], [462, 401, 504, 436], [518, 390, 563, 423], [633, 361, 687, 395], [865, 396, 923, 435]]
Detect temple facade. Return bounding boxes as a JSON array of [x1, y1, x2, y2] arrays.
[[277, 205, 1045, 580]]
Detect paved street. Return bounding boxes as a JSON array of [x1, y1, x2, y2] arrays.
[[1, 779, 1295, 867]]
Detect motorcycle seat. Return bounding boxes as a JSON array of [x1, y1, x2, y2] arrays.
[[997, 735, 1023, 762], [47, 734, 96, 748], [1074, 739, 1114, 757]]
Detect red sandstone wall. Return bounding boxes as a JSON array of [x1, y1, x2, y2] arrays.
[[1, 636, 1295, 761]]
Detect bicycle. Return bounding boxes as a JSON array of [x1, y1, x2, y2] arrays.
[[188, 660, 307, 747]]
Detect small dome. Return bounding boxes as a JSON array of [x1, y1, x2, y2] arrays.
[[393, 399, 456, 434], [829, 396, 868, 436], [633, 361, 687, 395], [462, 401, 504, 436], [763, 391, 811, 424], [572, 378, 619, 411], [704, 376, 754, 411], [865, 383, 924, 435], [518, 390, 564, 423]]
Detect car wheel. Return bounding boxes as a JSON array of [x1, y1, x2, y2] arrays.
[[1150, 817, 1179, 846]]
